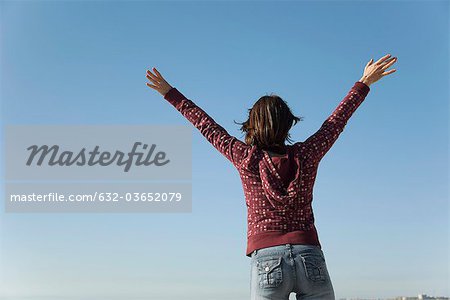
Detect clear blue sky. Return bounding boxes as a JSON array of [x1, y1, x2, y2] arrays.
[[1, 1, 448, 299]]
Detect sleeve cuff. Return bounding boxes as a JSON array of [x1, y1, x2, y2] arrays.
[[353, 81, 370, 96], [163, 87, 186, 107]]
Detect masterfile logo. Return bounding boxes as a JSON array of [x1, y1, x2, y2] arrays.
[[25, 142, 170, 172], [4, 125, 192, 213], [5, 125, 191, 180]]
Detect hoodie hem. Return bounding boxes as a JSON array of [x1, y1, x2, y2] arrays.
[[246, 225, 321, 257]]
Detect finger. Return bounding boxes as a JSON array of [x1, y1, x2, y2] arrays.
[[146, 70, 160, 82], [375, 54, 392, 65], [153, 67, 166, 81], [380, 56, 395, 64], [375, 54, 391, 65], [146, 74, 160, 85], [380, 58, 397, 71], [366, 58, 373, 68], [381, 69, 396, 76], [146, 82, 159, 89]]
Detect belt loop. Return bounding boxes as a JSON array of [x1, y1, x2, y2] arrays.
[[286, 243, 293, 257], [286, 243, 293, 252]]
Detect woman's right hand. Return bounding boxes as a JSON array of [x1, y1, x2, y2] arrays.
[[359, 54, 397, 87], [146, 67, 174, 97]]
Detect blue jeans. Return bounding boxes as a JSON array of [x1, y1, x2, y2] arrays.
[[250, 244, 335, 300]]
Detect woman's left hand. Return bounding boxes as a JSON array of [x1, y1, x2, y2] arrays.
[[146, 67, 173, 97]]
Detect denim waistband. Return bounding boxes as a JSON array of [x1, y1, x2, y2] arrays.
[[251, 244, 321, 257]]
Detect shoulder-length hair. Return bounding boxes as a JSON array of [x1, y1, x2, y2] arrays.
[[235, 93, 303, 152]]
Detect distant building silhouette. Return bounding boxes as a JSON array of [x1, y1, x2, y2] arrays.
[[394, 294, 449, 300]]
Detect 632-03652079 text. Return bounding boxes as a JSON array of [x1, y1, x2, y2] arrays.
[[9, 192, 183, 202]]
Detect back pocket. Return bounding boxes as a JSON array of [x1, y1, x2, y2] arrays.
[[300, 252, 328, 283], [256, 256, 283, 288]]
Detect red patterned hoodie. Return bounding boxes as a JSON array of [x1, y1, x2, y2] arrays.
[[163, 81, 370, 257]]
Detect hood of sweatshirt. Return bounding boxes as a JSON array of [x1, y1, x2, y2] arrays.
[[258, 146, 302, 209]]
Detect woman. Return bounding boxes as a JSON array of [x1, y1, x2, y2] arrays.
[[145, 54, 397, 300]]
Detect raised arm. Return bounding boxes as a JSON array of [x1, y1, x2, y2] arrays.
[[145, 67, 251, 168], [297, 81, 370, 164], [297, 54, 397, 164]]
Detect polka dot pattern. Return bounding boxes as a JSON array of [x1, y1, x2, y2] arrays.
[[163, 81, 371, 256]]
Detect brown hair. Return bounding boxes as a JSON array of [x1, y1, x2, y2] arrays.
[[235, 93, 303, 153]]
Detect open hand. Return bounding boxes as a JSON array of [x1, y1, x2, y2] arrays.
[[359, 54, 397, 86], [146, 68, 173, 97]]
